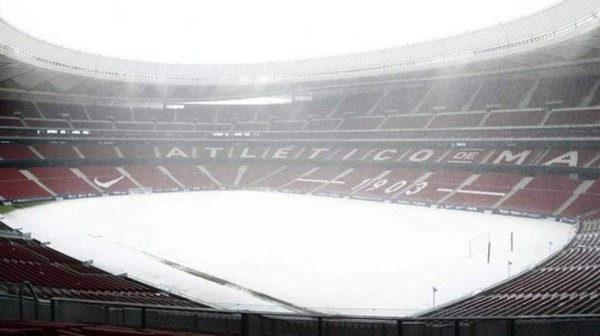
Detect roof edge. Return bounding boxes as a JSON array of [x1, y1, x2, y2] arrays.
[[0, 0, 599, 85]]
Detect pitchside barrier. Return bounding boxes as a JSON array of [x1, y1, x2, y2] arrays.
[[1, 294, 599, 336]]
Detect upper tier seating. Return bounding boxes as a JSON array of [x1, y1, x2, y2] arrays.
[[470, 79, 534, 111], [545, 108, 600, 126], [133, 108, 174, 122], [120, 144, 156, 159], [77, 144, 120, 159], [303, 119, 342, 131], [418, 79, 480, 114], [33, 143, 80, 160], [528, 77, 598, 109], [87, 105, 132, 121], [0, 117, 25, 128], [428, 112, 486, 128], [1, 75, 599, 137], [373, 85, 429, 115], [37, 102, 87, 120], [233, 122, 269, 132], [0, 100, 41, 118], [337, 117, 384, 130], [483, 110, 546, 127], [71, 120, 113, 129], [156, 122, 194, 131], [269, 120, 306, 131], [379, 115, 432, 129], [255, 104, 295, 122], [115, 122, 154, 131], [216, 105, 257, 123], [295, 96, 341, 119], [23, 119, 70, 129], [333, 92, 382, 117], [175, 106, 216, 123]]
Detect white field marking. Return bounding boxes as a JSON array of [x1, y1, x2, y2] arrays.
[[296, 178, 346, 184], [437, 188, 506, 197]]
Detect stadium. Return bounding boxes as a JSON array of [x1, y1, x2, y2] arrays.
[[0, 0, 600, 335]]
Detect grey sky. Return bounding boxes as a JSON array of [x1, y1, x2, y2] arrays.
[[0, 0, 559, 64]]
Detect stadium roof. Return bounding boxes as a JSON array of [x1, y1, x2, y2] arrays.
[[0, 0, 559, 65], [0, 0, 599, 87]]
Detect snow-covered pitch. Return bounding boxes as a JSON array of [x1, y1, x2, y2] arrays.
[[4, 191, 574, 316]]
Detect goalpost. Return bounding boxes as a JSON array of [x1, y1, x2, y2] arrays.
[[467, 233, 491, 262]]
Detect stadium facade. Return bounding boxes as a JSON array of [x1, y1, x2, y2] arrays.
[[1, 0, 600, 335]]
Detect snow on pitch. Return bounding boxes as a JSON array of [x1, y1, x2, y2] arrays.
[[5, 191, 574, 316]]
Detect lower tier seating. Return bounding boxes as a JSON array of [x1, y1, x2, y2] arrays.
[[424, 212, 600, 317], [0, 233, 202, 308], [0, 164, 598, 218], [0, 320, 218, 336]]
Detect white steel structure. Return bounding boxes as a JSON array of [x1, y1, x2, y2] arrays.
[[0, 0, 599, 84]]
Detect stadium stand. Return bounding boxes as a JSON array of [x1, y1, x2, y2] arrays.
[[527, 77, 598, 109], [337, 116, 385, 130], [162, 164, 218, 190], [0, 319, 220, 336], [121, 165, 179, 192], [379, 114, 432, 129], [33, 144, 80, 160], [334, 92, 382, 117], [77, 144, 119, 159], [545, 108, 600, 126], [0, 232, 201, 308], [2, 85, 600, 134], [373, 85, 429, 115], [0, 147, 598, 213], [418, 79, 480, 114], [483, 109, 547, 127], [424, 211, 600, 316], [0, 169, 53, 202], [1, 1, 600, 334], [28, 167, 99, 198], [77, 166, 138, 194], [86, 105, 132, 121], [316, 167, 388, 197]]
